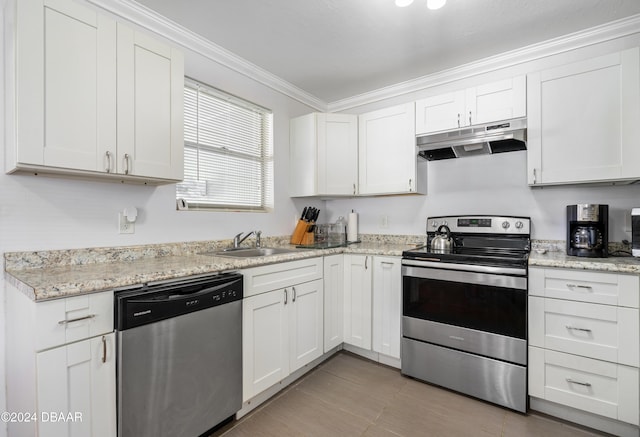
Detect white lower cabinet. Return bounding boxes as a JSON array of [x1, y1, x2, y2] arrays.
[[37, 333, 116, 437], [242, 258, 324, 402], [343, 254, 373, 349], [528, 267, 640, 426], [344, 255, 402, 361], [372, 256, 402, 359], [323, 254, 344, 352], [5, 286, 116, 437]]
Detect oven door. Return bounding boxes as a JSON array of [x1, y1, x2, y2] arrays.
[[402, 260, 527, 365]]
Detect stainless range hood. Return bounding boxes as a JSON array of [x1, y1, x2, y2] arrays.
[[417, 117, 527, 161]]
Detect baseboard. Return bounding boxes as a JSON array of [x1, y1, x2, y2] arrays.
[[236, 345, 343, 419], [530, 397, 640, 437], [342, 343, 401, 369]]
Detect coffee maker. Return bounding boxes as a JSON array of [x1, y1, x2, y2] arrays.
[[567, 204, 608, 257]]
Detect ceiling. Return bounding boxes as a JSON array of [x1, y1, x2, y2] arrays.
[[133, 0, 640, 105]]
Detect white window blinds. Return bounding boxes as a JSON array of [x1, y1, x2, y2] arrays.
[[177, 79, 274, 211]]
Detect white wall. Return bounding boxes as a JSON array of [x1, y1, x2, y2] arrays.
[[327, 151, 640, 242]]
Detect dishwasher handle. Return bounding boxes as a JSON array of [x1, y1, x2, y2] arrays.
[[128, 278, 242, 304]]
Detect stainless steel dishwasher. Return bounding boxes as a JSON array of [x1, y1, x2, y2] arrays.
[[115, 272, 243, 437]]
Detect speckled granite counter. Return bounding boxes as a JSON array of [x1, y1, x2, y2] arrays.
[[529, 249, 640, 274], [4, 236, 422, 301]]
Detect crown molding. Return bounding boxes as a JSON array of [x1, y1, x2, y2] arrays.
[[87, 0, 328, 111], [327, 13, 640, 112]]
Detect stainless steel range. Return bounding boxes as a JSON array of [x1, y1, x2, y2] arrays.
[[401, 215, 530, 412]]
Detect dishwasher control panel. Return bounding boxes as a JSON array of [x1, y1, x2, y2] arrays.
[[115, 272, 243, 330]]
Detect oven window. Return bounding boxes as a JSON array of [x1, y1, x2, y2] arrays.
[[403, 276, 526, 339]]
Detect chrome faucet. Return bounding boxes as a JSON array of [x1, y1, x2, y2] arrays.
[[255, 230, 262, 248], [233, 231, 254, 248]]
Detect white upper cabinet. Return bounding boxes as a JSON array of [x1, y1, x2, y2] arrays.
[[415, 76, 526, 135], [290, 113, 358, 196], [6, 0, 184, 184], [117, 25, 184, 181], [359, 103, 424, 195], [527, 47, 640, 186]]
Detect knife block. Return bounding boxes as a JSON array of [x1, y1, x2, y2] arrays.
[[290, 220, 310, 245]]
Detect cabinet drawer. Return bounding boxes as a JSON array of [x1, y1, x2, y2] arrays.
[[529, 267, 639, 308], [243, 257, 323, 297], [529, 296, 639, 366], [529, 346, 639, 425], [36, 291, 113, 351]]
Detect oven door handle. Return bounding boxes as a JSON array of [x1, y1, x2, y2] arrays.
[[401, 259, 526, 276]]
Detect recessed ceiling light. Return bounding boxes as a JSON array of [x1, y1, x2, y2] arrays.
[[427, 0, 446, 10], [395, 0, 414, 7]]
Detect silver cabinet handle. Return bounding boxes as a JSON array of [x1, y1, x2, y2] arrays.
[[292, 286, 297, 303], [469, 110, 472, 125], [102, 335, 107, 363], [105, 151, 112, 173], [566, 378, 591, 387], [532, 168, 536, 184], [457, 113, 460, 128], [566, 325, 592, 333], [409, 178, 412, 192], [381, 261, 394, 266], [124, 153, 130, 175], [365, 256, 368, 270], [353, 183, 356, 195], [284, 288, 288, 305], [566, 284, 593, 291], [58, 314, 96, 325]]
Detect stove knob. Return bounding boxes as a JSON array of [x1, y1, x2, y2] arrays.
[[502, 221, 510, 229], [442, 221, 448, 226], [431, 221, 439, 228], [515, 221, 524, 229]]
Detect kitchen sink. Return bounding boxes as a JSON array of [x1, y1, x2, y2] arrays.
[[201, 247, 302, 258]]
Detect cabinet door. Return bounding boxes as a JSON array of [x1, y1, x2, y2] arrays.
[[117, 24, 184, 180], [372, 257, 402, 359], [324, 255, 344, 352], [415, 90, 466, 134], [16, 0, 116, 172], [467, 76, 526, 125], [289, 279, 324, 373], [36, 333, 116, 437], [317, 114, 358, 195], [359, 103, 418, 195], [289, 113, 318, 197], [243, 289, 289, 401], [528, 48, 640, 185], [343, 254, 373, 349]]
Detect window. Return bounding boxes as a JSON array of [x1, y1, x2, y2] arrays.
[[177, 78, 274, 211]]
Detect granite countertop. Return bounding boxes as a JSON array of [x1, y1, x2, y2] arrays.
[[5, 240, 418, 302], [529, 249, 640, 274]]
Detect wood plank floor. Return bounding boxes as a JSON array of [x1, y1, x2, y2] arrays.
[[213, 351, 607, 437]]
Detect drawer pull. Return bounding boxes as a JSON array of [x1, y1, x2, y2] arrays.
[[566, 284, 593, 291], [566, 378, 592, 387], [102, 335, 107, 363], [58, 314, 96, 325], [565, 325, 592, 333]]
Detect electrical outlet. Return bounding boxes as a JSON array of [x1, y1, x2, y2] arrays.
[[380, 215, 389, 228], [119, 212, 135, 234]]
